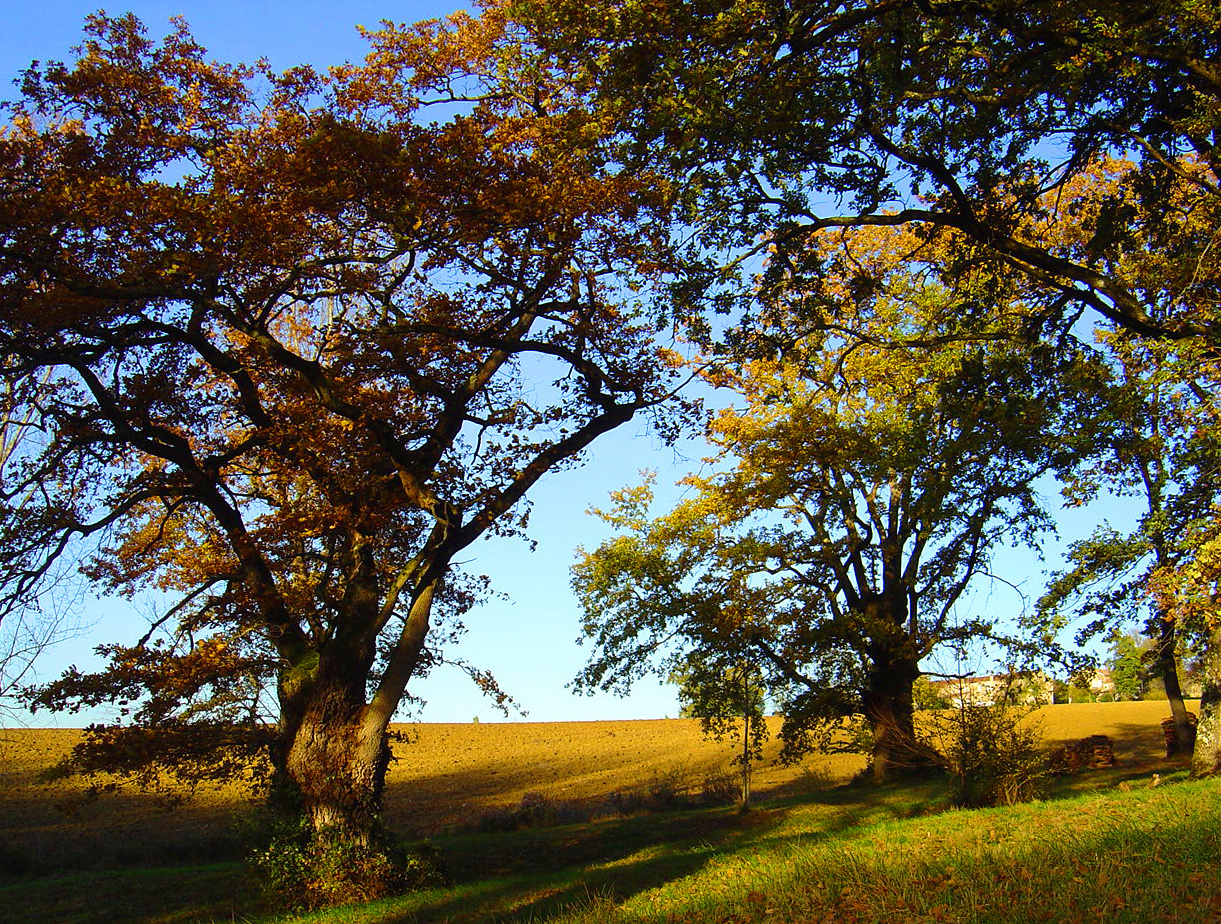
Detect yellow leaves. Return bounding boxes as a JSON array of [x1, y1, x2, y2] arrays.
[[337, 5, 511, 117]]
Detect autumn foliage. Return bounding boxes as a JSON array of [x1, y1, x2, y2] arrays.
[[0, 8, 692, 893]]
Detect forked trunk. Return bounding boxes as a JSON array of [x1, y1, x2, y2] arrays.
[[1191, 623, 1221, 778]]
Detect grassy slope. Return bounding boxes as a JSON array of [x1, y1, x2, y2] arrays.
[[1, 702, 1213, 924], [10, 774, 1215, 924]]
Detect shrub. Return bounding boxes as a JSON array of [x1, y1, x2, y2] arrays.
[[476, 791, 588, 831], [251, 830, 400, 910], [646, 767, 688, 809], [599, 788, 645, 818], [399, 843, 449, 891], [698, 766, 740, 806], [913, 675, 952, 710], [516, 790, 556, 827], [474, 805, 519, 832], [248, 811, 446, 911], [933, 702, 1049, 808]]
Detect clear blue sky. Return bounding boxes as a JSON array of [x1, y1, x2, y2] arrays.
[[0, 0, 702, 726], [0, 1, 1135, 728]]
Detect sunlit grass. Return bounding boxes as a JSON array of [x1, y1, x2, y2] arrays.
[[0, 703, 1209, 923]]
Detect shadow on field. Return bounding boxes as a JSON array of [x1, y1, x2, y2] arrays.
[[0, 790, 247, 875], [1047, 718, 1165, 760], [1043, 718, 1193, 794], [396, 806, 789, 924]]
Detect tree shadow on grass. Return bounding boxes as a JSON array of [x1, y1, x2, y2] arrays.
[[761, 776, 951, 837], [385, 806, 789, 924], [0, 862, 253, 924]]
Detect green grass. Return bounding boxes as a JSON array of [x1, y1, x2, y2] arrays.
[[585, 777, 1221, 924], [4, 773, 1221, 924], [0, 862, 254, 924]]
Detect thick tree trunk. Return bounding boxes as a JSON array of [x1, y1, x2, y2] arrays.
[[276, 661, 393, 846], [1191, 623, 1221, 778], [862, 652, 931, 783]]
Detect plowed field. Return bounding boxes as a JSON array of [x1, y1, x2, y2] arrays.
[[0, 701, 1188, 870]]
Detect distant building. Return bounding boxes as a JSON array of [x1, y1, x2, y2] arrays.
[[1087, 667, 1116, 696], [927, 671, 1055, 708]]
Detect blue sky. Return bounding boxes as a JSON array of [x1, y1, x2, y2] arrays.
[[0, 0, 703, 725], [0, 1, 1138, 728]]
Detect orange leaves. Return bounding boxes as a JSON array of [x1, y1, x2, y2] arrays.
[[337, 5, 511, 117], [6, 5, 691, 817]]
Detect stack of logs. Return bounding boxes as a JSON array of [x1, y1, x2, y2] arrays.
[[1050, 734, 1118, 773], [1161, 713, 1198, 757]]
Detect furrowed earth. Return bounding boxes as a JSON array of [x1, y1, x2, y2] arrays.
[[0, 701, 1185, 874]]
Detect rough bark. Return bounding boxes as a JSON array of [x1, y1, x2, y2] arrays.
[[278, 663, 392, 846], [861, 647, 937, 783], [856, 586, 942, 784], [269, 568, 439, 849], [1191, 623, 1221, 778]]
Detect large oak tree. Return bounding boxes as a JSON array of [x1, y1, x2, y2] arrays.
[[574, 228, 1086, 782], [519, 0, 1221, 774], [1, 11, 691, 866]]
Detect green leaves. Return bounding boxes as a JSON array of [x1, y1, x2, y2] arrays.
[[573, 220, 1080, 768]]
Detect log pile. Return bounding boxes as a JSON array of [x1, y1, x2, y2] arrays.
[[1049, 734, 1118, 773], [1161, 713, 1198, 757]]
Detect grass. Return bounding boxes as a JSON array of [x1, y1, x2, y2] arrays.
[[8, 774, 1217, 924], [2, 703, 1217, 923], [0, 863, 253, 924]]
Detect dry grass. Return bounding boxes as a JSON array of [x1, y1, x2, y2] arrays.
[[0, 700, 1190, 872]]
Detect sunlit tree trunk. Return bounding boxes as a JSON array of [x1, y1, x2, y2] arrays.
[[1191, 623, 1221, 778]]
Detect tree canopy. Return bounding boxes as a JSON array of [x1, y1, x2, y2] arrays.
[[574, 224, 1091, 780], [1, 10, 692, 875], [518, 0, 1221, 347], [524, 0, 1221, 779], [1032, 331, 1220, 752], [6, 4, 1221, 906]]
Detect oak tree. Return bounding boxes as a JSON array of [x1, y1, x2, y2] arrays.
[[521, 0, 1221, 777], [574, 229, 1084, 782], [1, 10, 690, 876], [1034, 332, 1220, 752]]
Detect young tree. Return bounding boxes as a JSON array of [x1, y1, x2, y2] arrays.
[[1, 11, 691, 878], [1108, 631, 1148, 702], [673, 655, 768, 809], [1034, 333, 1220, 747]]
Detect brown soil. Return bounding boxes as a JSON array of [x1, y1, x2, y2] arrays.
[[0, 701, 1188, 869], [380, 716, 858, 835]]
